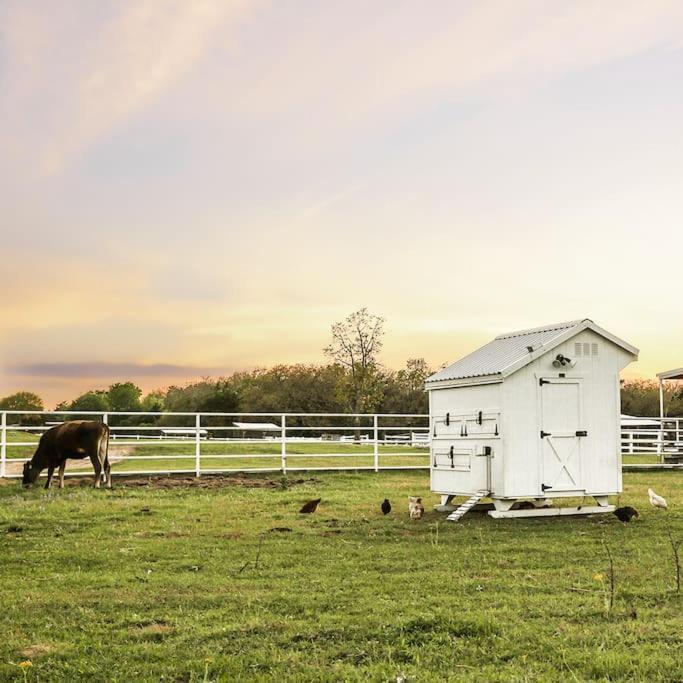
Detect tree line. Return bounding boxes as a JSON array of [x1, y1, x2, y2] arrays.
[[1, 309, 681, 419]]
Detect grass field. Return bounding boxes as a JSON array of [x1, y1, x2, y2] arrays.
[[1, 470, 682, 682]]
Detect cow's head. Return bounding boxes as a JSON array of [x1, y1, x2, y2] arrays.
[[22, 461, 40, 486]]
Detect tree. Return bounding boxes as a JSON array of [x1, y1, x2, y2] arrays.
[[381, 358, 431, 415], [67, 391, 110, 413], [324, 308, 385, 413], [620, 379, 683, 417], [141, 391, 166, 413], [106, 382, 142, 412], [0, 391, 44, 411]]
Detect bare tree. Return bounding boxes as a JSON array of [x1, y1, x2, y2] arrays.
[[324, 308, 385, 371], [324, 308, 385, 414]]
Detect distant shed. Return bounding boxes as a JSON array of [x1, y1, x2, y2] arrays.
[[425, 319, 638, 519]]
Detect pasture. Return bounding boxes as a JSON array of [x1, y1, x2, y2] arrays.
[[1, 470, 682, 681]]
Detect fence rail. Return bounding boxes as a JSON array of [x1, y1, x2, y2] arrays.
[[1, 411, 681, 480], [0, 410, 430, 479]]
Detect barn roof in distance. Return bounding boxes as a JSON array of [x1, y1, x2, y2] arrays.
[[426, 318, 638, 386], [657, 367, 683, 381]]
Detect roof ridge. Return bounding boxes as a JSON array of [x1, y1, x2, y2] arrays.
[[494, 319, 589, 340]]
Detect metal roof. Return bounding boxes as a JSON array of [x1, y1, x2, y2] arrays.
[[426, 319, 638, 386], [657, 368, 683, 381], [233, 422, 281, 431]]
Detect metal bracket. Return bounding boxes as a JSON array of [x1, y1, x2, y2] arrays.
[[540, 430, 551, 438]]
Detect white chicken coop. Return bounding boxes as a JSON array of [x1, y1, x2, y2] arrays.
[[425, 319, 638, 520]]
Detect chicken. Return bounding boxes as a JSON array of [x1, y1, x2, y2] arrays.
[[408, 496, 424, 519], [381, 499, 391, 515], [648, 488, 668, 509], [299, 498, 321, 513], [613, 506, 639, 523]]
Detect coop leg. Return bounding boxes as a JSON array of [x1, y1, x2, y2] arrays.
[[593, 495, 609, 507], [492, 498, 515, 512]]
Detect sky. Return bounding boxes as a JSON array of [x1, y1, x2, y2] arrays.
[[1, 0, 682, 408]]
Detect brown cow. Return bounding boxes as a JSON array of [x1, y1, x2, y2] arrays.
[[22, 421, 111, 489]]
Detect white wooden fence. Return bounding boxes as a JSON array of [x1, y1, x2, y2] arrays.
[[0, 411, 430, 479], [1, 411, 681, 480]]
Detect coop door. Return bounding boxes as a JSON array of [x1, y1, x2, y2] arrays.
[[540, 379, 583, 493]]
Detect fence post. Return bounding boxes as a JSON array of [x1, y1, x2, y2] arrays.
[[1, 412, 6, 479], [195, 414, 201, 477], [657, 420, 664, 463], [373, 414, 379, 472], [281, 415, 287, 474]]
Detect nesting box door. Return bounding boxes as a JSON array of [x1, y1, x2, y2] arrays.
[[540, 379, 584, 494]]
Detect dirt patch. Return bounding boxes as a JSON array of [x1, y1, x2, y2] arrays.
[[20, 644, 55, 659], [2, 471, 318, 490], [114, 475, 318, 490]]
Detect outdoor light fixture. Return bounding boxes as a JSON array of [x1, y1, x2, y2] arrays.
[[552, 353, 573, 368]]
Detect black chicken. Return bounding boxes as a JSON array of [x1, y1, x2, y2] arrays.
[[613, 506, 639, 523], [381, 499, 391, 515]]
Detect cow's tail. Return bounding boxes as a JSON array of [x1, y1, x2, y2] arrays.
[[99, 423, 110, 483]]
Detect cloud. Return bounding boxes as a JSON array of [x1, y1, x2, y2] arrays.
[[8, 361, 228, 379], [0, 0, 254, 176]]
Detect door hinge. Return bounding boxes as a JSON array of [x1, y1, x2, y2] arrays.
[[541, 483, 553, 492], [540, 430, 551, 438], [539, 378, 551, 386], [575, 430, 587, 437]]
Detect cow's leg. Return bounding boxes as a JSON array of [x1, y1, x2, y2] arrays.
[[58, 461, 66, 489], [104, 456, 112, 489], [89, 453, 102, 488], [44, 465, 55, 490]]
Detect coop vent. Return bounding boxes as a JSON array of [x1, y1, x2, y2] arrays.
[[574, 342, 599, 357]]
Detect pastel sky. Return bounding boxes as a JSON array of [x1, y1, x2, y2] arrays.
[[1, 0, 682, 407]]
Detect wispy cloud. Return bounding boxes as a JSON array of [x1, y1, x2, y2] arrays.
[[1, 0, 254, 175], [8, 361, 228, 379]]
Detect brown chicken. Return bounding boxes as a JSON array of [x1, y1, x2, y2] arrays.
[[299, 498, 321, 513]]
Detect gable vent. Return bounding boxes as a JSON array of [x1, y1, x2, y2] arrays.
[[575, 342, 599, 357]]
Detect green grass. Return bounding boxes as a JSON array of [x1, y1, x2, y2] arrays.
[[0, 470, 682, 681]]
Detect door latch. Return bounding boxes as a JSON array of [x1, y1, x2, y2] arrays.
[[575, 430, 587, 437]]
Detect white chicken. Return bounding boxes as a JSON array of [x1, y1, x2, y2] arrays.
[[648, 488, 668, 509]]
